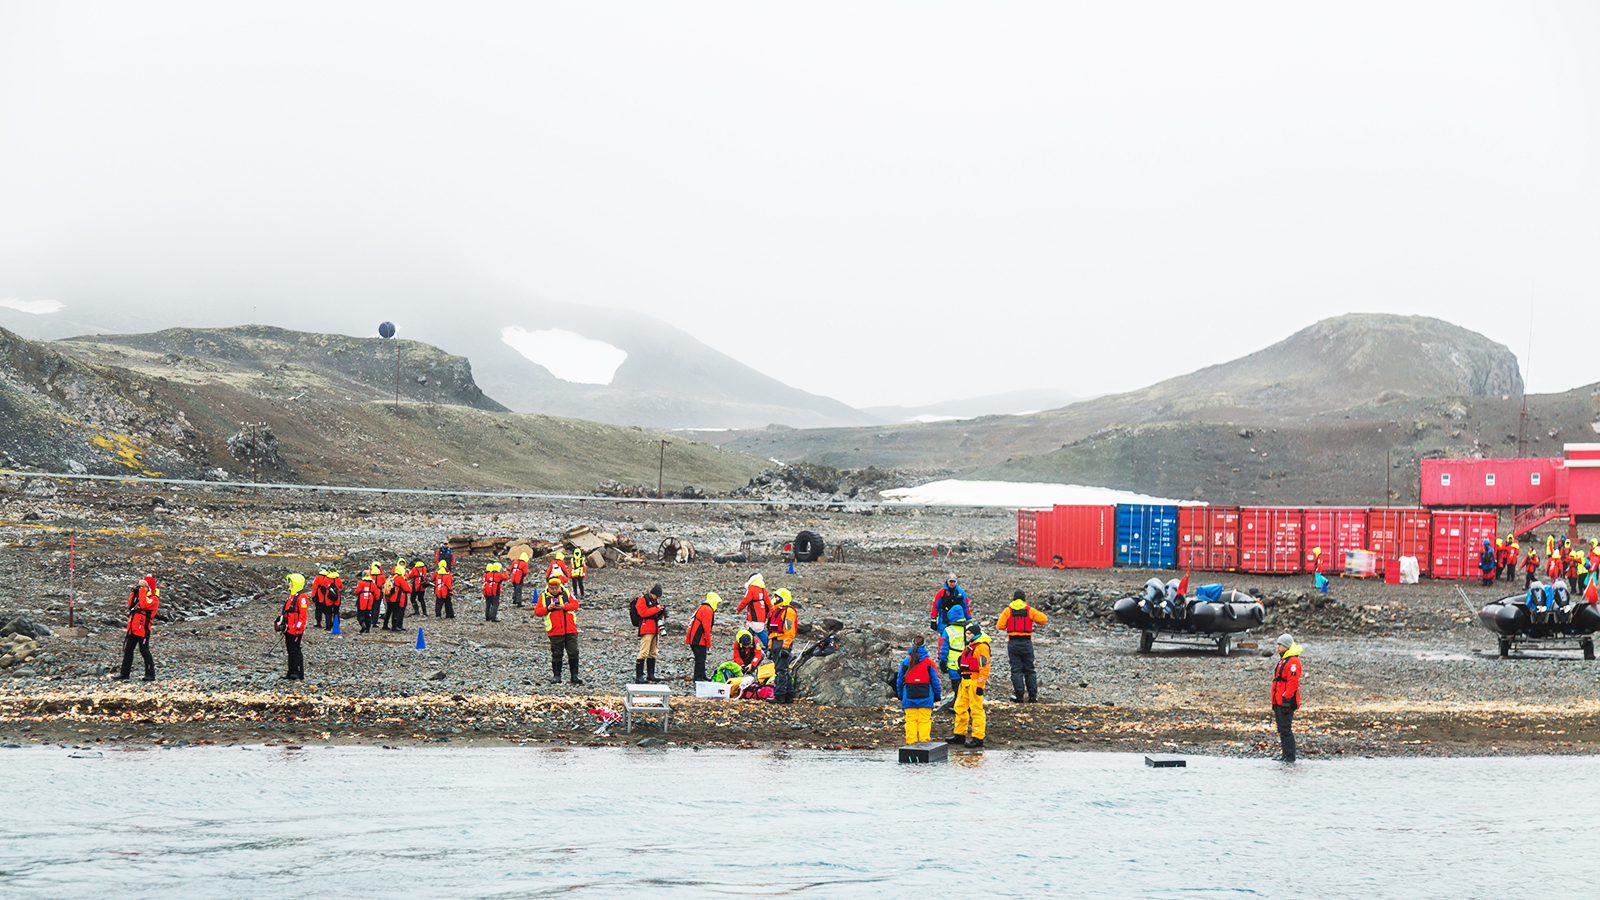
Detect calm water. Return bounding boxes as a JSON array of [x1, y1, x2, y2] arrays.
[[0, 746, 1593, 899]]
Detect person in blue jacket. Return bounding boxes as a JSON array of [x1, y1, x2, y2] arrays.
[[938, 618, 968, 695], [896, 637, 942, 743], [928, 574, 969, 632]]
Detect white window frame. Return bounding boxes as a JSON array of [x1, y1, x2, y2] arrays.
[[1531, 472, 1541, 486], [1441, 473, 1452, 487], [1486, 473, 1496, 487]]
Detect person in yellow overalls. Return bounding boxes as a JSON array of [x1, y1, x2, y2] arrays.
[[948, 621, 991, 749]]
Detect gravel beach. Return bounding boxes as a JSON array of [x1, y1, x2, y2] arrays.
[[3, 481, 1598, 757]]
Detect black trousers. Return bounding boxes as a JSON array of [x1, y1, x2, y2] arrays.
[[512, 580, 524, 607], [412, 589, 428, 617], [691, 644, 709, 682], [485, 594, 500, 622], [550, 632, 580, 681], [1274, 706, 1296, 761], [437, 592, 454, 619], [358, 607, 374, 632], [119, 634, 154, 680], [1007, 638, 1037, 700], [391, 603, 406, 632], [571, 576, 585, 599], [769, 644, 794, 702], [314, 603, 328, 629], [284, 633, 304, 680]]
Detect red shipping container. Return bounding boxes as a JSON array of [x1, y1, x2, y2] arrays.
[[1238, 508, 1304, 574], [1430, 511, 1500, 580], [1301, 508, 1368, 574], [1177, 507, 1239, 571], [1049, 504, 1116, 568], [1420, 458, 1564, 507], [1367, 508, 1432, 577], [1016, 509, 1051, 567]]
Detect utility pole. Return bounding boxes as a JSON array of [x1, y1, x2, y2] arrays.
[[394, 341, 402, 409], [657, 440, 669, 499], [1386, 449, 1392, 505], [67, 530, 75, 627]]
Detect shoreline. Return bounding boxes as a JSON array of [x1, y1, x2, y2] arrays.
[[5, 687, 1599, 758]]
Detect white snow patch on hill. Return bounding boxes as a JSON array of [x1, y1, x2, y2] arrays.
[[501, 327, 627, 384], [0, 297, 64, 314], [881, 479, 1202, 509]]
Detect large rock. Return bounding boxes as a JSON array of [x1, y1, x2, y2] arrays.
[[793, 633, 897, 708]]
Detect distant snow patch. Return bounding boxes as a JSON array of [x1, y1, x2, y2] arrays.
[[907, 413, 967, 423], [0, 297, 64, 314], [501, 327, 627, 385], [881, 479, 1201, 509]]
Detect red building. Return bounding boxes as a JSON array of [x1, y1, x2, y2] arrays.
[[1422, 445, 1600, 538]]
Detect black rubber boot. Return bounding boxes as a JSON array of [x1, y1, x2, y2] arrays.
[[943, 735, 964, 744], [635, 660, 645, 683], [551, 656, 563, 685], [646, 658, 658, 683], [964, 738, 984, 749]]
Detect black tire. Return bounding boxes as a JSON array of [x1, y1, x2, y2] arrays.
[[1583, 638, 1595, 661], [1217, 634, 1230, 656], [1138, 631, 1154, 653], [793, 530, 825, 563], [1498, 637, 1511, 658]]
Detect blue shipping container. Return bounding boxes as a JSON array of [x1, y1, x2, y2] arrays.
[[1115, 504, 1179, 568]]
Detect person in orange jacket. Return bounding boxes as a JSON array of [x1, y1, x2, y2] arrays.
[[1271, 633, 1303, 763], [737, 573, 772, 648], [385, 563, 411, 632], [686, 592, 720, 682], [1523, 547, 1541, 590], [281, 573, 310, 680], [432, 561, 455, 619], [765, 589, 799, 704], [535, 575, 582, 685], [998, 590, 1049, 703], [482, 562, 507, 622], [633, 584, 667, 683], [948, 622, 991, 749], [311, 569, 332, 630], [545, 549, 570, 584], [509, 553, 531, 607], [354, 572, 380, 633], [115, 574, 161, 681]]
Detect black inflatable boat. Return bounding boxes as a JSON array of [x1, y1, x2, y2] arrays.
[[1113, 578, 1266, 655], [1477, 581, 1600, 659]]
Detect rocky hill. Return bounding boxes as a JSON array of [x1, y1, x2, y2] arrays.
[[0, 326, 767, 492], [718, 315, 1572, 505]]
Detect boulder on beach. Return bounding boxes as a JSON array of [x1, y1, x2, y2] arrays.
[[793, 633, 896, 707]]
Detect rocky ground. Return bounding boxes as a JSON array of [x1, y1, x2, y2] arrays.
[[3, 479, 1599, 758]]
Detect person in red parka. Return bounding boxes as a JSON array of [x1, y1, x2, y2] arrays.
[[282, 573, 310, 681], [535, 575, 582, 684], [311, 569, 331, 630], [410, 560, 430, 618], [1270, 633, 1302, 763], [385, 563, 411, 632], [354, 572, 380, 633], [633, 584, 667, 683], [686, 592, 720, 683], [509, 553, 531, 607], [116, 574, 161, 681], [433, 561, 455, 619], [482, 562, 507, 622], [737, 573, 771, 649]]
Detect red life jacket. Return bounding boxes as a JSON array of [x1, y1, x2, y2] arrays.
[[767, 605, 788, 632], [356, 581, 378, 610], [1004, 606, 1035, 635], [958, 643, 983, 676], [902, 657, 932, 684], [435, 573, 452, 599]]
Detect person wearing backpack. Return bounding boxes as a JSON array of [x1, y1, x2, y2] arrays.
[[949, 623, 991, 749], [115, 574, 161, 681], [433, 561, 455, 619], [482, 562, 507, 623], [280, 573, 310, 681], [311, 569, 332, 630], [896, 637, 942, 743], [386, 562, 411, 632], [434, 542, 454, 572], [632, 584, 667, 684], [409, 560, 430, 617], [509, 553, 530, 607], [323, 568, 343, 630], [535, 575, 582, 684], [929, 574, 969, 632], [686, 593, 720, 682]]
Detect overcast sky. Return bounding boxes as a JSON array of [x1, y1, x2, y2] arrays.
[[2, 2, 1597, 408]]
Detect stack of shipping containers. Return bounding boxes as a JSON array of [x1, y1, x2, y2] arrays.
[[1016, 503, 1483, 582]]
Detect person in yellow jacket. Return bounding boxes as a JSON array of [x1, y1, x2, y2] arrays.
[[766, 589, 799, 704], [570, 547, 588, 599], [998, 590, 1049, 703], [947, 622, 991, 749]]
